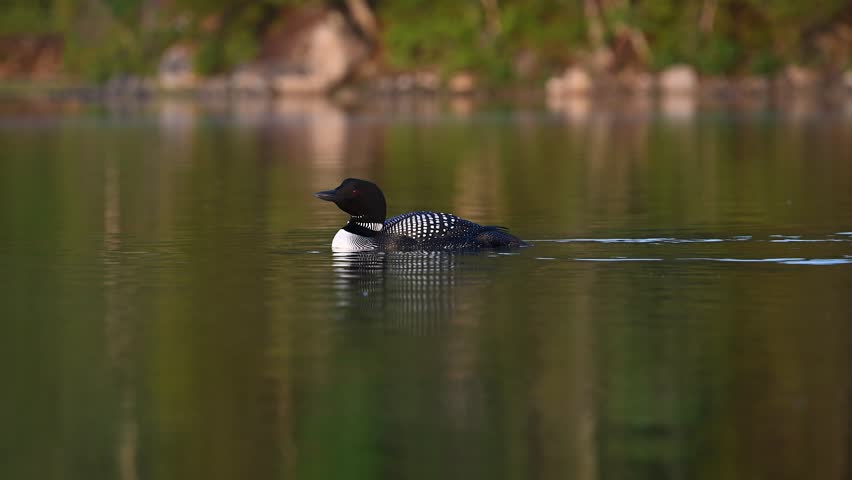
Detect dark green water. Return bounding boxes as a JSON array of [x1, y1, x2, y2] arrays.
[[1, 99, 851, 480]]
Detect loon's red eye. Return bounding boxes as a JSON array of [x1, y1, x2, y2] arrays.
[[352, 189, 359, 196]]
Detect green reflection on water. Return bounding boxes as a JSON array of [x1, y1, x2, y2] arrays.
[[0, 99, 850, 480]]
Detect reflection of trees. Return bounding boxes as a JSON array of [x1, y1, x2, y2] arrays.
[[273, 251, 602, 479], [2, 101, 852, 479], [119, 101, 852, 479], [723, 270, 851, 479], [103, 158, 139, 480]]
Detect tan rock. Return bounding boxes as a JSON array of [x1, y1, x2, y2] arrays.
[[198, 76, 229, 97], [545, 67, 593, 98], [620, 71, 653, 93], [513, 49, 538, 79], [375, 76, 395, 93], [562, 67, 593, 94], [660, 94, 695, 119], [230, 68, 270, 95], [783, 65, 818, 90], [658, 64, 698, 94], [395, 74, 415, 92], [545, 76, 565, 98], [158, 44, 197, 91], [700, 76, 729, 97], [272, 11, 368, 95], [449, 72, 476, 94], [739, 75, 769, 95], [842, 70, 852, 90], [415, 72, 440, 92]]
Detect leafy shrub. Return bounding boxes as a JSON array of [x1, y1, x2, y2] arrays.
[[749, 51, 783, 75], [694, 36, 741, 75]]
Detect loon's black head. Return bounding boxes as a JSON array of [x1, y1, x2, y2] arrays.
[[314, 178, 387, 222]]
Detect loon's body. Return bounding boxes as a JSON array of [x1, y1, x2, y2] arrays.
[[316, 179, 527, 252]]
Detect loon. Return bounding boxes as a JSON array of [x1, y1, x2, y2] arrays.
[[315, 178, 527, 252]]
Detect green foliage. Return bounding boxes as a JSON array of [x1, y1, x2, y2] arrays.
[[381, 1, 480, 71], [381, 0, 587, 82], [749, 51, 783, 75], [694, 36, 741, 75], [190, 4, 268, 75], [194, 30, 259, 77], [632, 0, 700, 71], [742, 0, 850, 59], [628, 0, 851, 75], [102, 0, 144, 20], [0, 2, 57, 34], [62, 23, 177, 82], [497, 2, 586, 68], [193, 37, 224, 76], [0, 0, 850, 82], [63, 33, 173, 82], [29, 0, 178, 81]]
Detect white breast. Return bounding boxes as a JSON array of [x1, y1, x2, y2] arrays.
[[331, 229, 377, 252]]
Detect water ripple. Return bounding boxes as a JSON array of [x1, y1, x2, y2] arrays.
[[769, 238, 848, 243], [679, 257, 807, 263], [780, 258, 852, 265], [529, 257, 852, 265], [576, 257, 663, 262], [529, 237, 733, 244], [529, 235, 852, 244], [300, 234, 852, 266]]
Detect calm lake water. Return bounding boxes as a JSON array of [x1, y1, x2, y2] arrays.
[[1, 97, 851, 480]]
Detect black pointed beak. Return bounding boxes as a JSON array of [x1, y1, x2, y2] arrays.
[[314, 189, 337, 201]]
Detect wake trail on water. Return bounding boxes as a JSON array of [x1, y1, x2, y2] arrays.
[[524, 232, 852, 265]]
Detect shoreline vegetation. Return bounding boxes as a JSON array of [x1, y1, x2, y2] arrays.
[[1, 1, 851, 103]]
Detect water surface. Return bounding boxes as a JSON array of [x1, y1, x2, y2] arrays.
[[1, 98, 850, 480]]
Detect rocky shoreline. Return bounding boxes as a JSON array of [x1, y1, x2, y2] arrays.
[[2, 8, 851, 106], [5, 67, 849, 102], [9, 68, 849, 110]]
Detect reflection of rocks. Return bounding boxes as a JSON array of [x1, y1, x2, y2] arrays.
[[104, 75, 156, 98], [541, 62, 849, 107], [660, 94, 696, 120], [231, 98, 270, 124], [546, 94, 591, 120], [157, 99, 199, 167], [273, 98, 346, 167], [449, 96, 475, 116], [781, 94, 821, 122], [158, 99, 198, 131], [658, 65, 697, 119]]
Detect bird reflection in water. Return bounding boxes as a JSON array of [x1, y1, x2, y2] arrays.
[[330, 251, 493, 333]]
